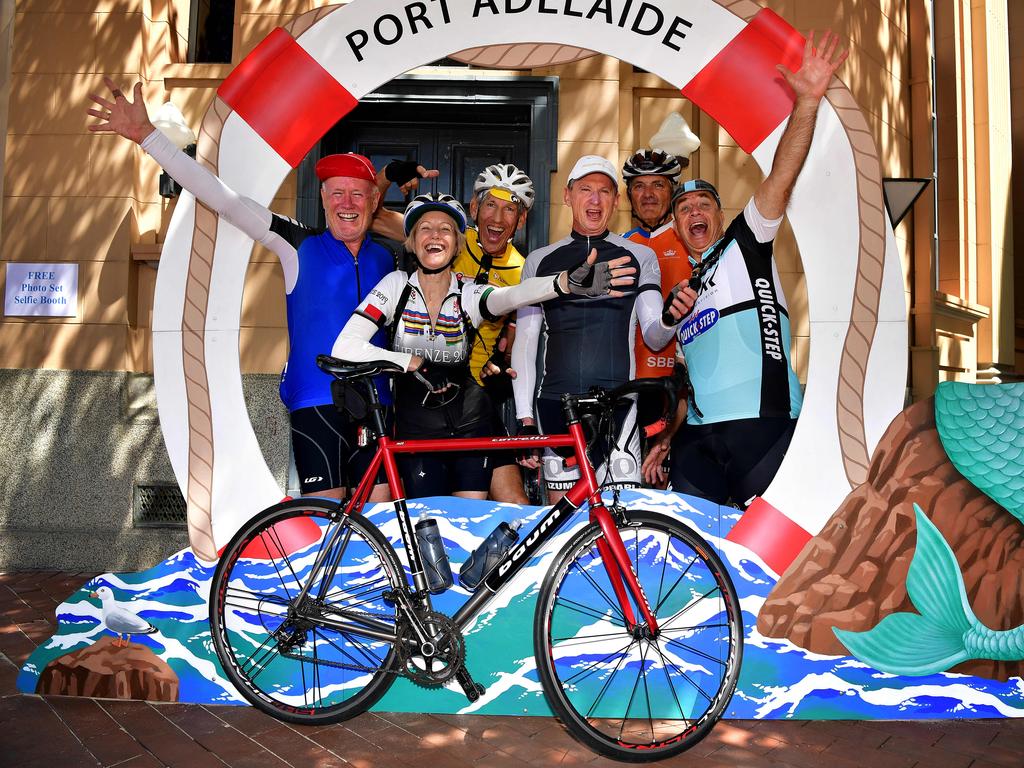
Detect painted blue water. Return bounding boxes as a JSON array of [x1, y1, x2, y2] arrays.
[[18, 490, 1024, 719]]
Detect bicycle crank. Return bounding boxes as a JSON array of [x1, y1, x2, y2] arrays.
[[396, 611, 466, 688]]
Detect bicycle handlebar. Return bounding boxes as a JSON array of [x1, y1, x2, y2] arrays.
[[318, 353, 679, 426]]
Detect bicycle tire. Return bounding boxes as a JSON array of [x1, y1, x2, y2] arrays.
[[210, 498, 402, 725], [534, 510, 743, 762]]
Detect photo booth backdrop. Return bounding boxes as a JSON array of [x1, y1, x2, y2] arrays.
[[19, 0, 1024, 723]]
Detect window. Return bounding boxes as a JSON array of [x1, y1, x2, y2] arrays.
[[188, 0, 235, 64]]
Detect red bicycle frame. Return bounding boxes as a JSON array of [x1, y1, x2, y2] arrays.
[[340, 407, 660, 636]]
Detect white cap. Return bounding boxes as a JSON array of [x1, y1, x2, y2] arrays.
[[567, 155, 618, 186]]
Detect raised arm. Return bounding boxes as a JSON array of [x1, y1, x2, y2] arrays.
[[754, 30, 848, 219], [88, 78, 276, 245]]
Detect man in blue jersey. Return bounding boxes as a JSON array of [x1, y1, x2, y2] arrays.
[[645, 31, 848, 505], [89, 78, 426, 501]]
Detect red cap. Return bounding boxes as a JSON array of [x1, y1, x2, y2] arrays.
[[314, 153, 377, 183]]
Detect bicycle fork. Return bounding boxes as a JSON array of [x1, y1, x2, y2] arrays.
[[591, 507, 661, 636]]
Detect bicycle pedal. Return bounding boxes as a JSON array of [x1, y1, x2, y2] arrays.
[[455, 666, 486, 702]]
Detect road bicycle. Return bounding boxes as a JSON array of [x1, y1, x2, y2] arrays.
[[209, 355, 742, 762]]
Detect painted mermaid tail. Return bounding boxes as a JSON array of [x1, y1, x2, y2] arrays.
[[935, 381, 1024, 525], [834, 505, 1024, 675]]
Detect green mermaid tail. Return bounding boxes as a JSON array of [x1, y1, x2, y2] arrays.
[[935, 381, 1024, 524], [834, 505, 1024, 675]]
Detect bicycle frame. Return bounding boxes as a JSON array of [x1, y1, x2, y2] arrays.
[[298, 386, 660, 649]]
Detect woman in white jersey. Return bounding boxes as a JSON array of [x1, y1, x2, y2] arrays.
[[333, 193, 636, 499]]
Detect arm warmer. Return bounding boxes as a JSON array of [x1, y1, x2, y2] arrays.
[[331, 313, 414, 371], [480, 274, 560, 319], [637, 289, 677, 352], [511, 304, 543, 421]]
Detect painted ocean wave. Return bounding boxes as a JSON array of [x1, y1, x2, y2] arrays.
[[18, 490, 1024, 719]]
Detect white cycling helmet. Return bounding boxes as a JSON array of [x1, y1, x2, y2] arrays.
[[473, 163, 536, 210], [403, 193, 469, 235], [622, 148, 683, 184]]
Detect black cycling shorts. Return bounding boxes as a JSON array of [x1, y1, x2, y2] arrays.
[[289, 405, 382, 494], [397, 422, 493, 498], [669, 416, 796, 506]]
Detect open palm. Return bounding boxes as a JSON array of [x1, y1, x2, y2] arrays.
[[779, 30, 848, 102]]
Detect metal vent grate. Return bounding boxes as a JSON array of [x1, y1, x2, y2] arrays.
[[133, 483, 187, 528]]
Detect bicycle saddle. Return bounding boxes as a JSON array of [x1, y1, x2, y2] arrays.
[[316, 354, 404, 381]]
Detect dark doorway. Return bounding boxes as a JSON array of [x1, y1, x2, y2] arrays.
[[298, 76, 558, 256]]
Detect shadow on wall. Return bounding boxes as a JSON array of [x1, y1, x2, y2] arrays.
[[0, 367, 290, 571]]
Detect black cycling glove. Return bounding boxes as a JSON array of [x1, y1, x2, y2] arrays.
[[556, 258, 617, 298], [412, 361, 451, 393], [482, 347, 514, 401], [662, 284, 697, 325], [384, 160, 422, 186]]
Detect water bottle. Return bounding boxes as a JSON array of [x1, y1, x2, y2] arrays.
[[415, 517, 453, 593], [459, 520, 523, 591]]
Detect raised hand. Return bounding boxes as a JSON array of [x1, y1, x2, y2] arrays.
[[87, 78, 154, 144], [778, 30, 849, 103]]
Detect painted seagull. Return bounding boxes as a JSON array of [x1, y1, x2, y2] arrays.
[[90, 586, 157, 647]]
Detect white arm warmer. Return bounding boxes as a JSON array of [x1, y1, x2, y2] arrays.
[[637, 289, 677, 352], [511, 304, 543, 421], [331, 313, 413, 371]]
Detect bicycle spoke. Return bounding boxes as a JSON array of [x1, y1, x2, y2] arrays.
[[565, 548, 626, 625], [649, 639, 692, 725], [663, 635, 729, 670], [537, 512, 742, 760], [211, 503, 401, 724], [564, 637, 636, 688], [657, 584, 724, 632], [581, 639, 635, 719], [652, 552, 698, 617], [551, 629, 632, 647], [550, 596, 619, 626], [316, 522, 354, 602]]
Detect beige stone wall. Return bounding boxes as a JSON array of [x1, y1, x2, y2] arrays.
[[1, 0, 1018, 394]]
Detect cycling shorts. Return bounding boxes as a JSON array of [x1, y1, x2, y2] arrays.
[[669, 416, 796, 506], [536, 398, 642, 491], [289, 405, 382, 494], [397, 422, 494, 498]]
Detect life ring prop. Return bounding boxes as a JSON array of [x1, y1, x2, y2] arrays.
[[152, 0, 906, 567]]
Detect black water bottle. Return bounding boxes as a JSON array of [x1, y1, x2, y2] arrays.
[[459, 520, 522, 591], [415, 517, 453, 593]]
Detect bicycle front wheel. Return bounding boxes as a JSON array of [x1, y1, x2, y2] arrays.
[[210, 498, 402, 725], [535, 511, 743, 762]]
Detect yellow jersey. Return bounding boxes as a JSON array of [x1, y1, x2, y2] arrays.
[[452, 228, 525, 385]]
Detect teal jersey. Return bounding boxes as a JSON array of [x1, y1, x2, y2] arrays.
[[678, 200, 803, 424]]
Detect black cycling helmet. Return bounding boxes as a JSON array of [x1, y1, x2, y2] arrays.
[[671, 179, 722, 209], [622, 148, 683, 184], [403, 193, 469, 235]]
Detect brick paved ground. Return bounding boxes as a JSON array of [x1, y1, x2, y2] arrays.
[[2, 570, 1023, 768]]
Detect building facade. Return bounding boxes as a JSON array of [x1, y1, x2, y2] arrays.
[[0, 0, 1020, 569]]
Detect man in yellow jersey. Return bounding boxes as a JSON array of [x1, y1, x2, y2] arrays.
[[452, 164, 536, 504]]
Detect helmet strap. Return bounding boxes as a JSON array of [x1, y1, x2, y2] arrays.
[[411, 252, 454, 274]]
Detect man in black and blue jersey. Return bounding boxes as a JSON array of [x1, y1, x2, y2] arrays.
[[512, 155, 695, 504], [647, 30, 848, 505]]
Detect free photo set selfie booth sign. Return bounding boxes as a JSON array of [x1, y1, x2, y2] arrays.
[[153, 0, 907, 573]]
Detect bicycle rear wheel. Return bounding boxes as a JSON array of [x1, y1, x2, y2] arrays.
[[210, 498, 402, 725], [535, 511, 742, 762]]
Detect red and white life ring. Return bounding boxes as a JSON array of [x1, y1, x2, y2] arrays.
[[153, 0, 906, 568]]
